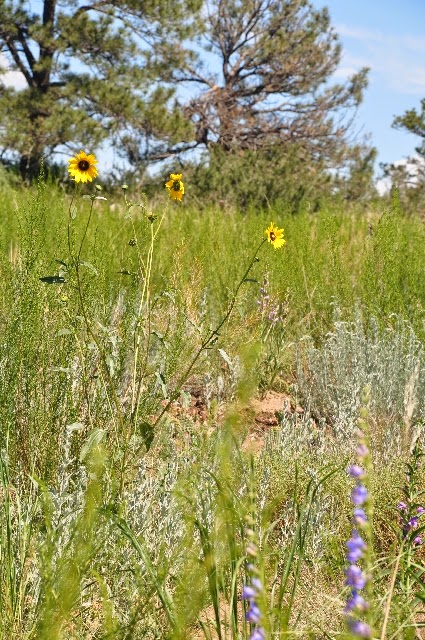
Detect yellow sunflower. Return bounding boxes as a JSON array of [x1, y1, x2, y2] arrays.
[[264, 222, 285, 249], [165, 173, 184, 200], [68, 151, 98, 183]]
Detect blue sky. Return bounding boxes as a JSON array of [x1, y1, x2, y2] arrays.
[[314, 0, 425, 168]]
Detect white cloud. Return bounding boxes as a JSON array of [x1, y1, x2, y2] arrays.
[[0, 54, 27, 90], [376, 155, 425, 195], [334, 24, 425, 96]]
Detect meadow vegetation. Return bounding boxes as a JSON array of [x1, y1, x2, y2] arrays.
[[0, 168, 424, 639]]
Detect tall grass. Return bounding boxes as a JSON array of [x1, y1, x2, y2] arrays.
[[0, 178, 424, 638]]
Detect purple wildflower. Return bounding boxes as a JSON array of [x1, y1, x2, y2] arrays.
[[353, 508, 368, 526], [345, 565, 367, 590], [246, 542, 258, 557], [356, 444, 369, 459], [242, 586, 256, 600], [249, 628, 265, 640], [397, 502, 408, 512], [416, 506, 425, 514], [407, 516, 419, 530], [413, 536, 423, 546], [345, 591, 369, 613], [348, 465, 365, 479], [347, 531, 366, 563], [352, 484, 368, 506], [349, 619, 372, 638], [251, 577, 263, 592], [246, 604, 262, 624]]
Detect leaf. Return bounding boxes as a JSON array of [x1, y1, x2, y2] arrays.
[[244, 278, 259, 283], [79, 261, 98, 276], [155, 371, 167, 398], [55, 259, 68, 269], [218, 348, 233, 370], [79, 428, 106, 462], [66, 422, 84, 432], [57, 328, 72, 336], [39, 275, 66, 284], [70, 206, 77, 219]]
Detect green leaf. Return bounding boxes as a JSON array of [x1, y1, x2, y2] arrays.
[[39, 275, 66, 284], [79, 261, 98, 275], [79, 428, 106, 462], [56, 328, 72, 336], [66, 422, 84, 432]]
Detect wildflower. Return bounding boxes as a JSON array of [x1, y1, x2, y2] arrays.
[[345, 565, 367, 590], [345, 591, 369, 613], [251, 578, 263, 592], [348, 465, 365, 479], [246, 604, 262, 624], [246, 542, 258, 557], [68, 151, 98, 183], [243, 523, 264, 639], [417, 506, 425, 514], [347, 531, 366, 563], [397, 502, 408, 512], [349, 620, 372, 638], [345, 423, 372, 638], [165, 173, 184, 200], [352, 484, 368, 506], [264, 222, 285, 249], [242, 586, 256, 600], [413, 536, 423, 546], [353, 508, 368, 527], [356, 444, 369, 460]]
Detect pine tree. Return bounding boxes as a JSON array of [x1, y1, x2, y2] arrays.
[[0, 0, 201, 179], [125, 0, 370, 170]]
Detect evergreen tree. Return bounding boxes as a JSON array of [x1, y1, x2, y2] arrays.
[[0, 0, 201, 179], [125, 0, 370, 170]]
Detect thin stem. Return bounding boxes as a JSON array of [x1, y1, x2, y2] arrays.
[[380, 547, 404, 640], [151, 238, 266, 430]]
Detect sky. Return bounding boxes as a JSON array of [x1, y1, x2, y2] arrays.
[[313, 0, 425, 170], [1, 0, 425, 179]]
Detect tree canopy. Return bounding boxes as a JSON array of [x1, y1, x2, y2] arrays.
[[0, 0, 371, 191], [126, 0, 369, 167], [0, 0, 201, 178]]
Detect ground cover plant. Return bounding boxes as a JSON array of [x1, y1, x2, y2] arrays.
[[0, 157, 424, 640]]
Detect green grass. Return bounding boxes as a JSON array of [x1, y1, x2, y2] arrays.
[[0, 178, 424, 638]]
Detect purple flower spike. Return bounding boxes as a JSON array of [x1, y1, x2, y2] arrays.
[[408, 516, 419, 530], [251, 577, 263, 592], [397, 502, 408, 512], [353, 508, 368, 526], [249, 628, 265, 640], [242, 586, 256, 600], [356, 444, 369, 459], [414, 536, 423, 546], [344, 592, 369, 613], [348, 465, 365, 479], [352, 484, 368, 506], [345, 565, 367, 590], [347, 547, 364, 563], [246, 604, 262, 624], [349, 619, 372, 638]]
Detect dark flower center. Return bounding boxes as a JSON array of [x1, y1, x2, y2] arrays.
[[270, 231, 276, 241], [78, 159, 90, 171], [173, 180, 181, 191]]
